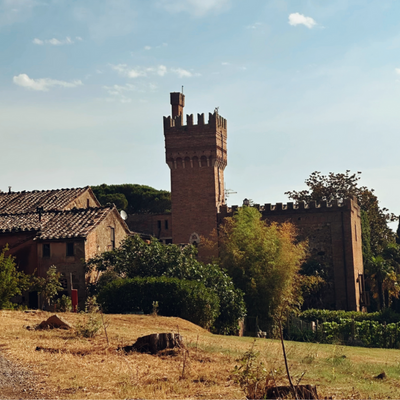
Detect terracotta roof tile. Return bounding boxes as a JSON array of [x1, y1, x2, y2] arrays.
[[0, 187, 91, 214], [0, 206, 114, 240]]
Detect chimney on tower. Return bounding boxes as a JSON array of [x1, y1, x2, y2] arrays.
[[170, 92, 185, 118]]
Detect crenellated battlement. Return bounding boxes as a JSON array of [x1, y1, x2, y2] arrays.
[[219, 197, 360, 219], [163, 111, 227, 131]]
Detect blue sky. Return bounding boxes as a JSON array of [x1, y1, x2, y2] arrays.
[[2, 0, 400, 227]]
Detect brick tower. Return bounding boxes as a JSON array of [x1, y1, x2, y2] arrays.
[[163, 92, 227, 245]]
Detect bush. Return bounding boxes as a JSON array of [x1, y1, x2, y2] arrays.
[[87, 236, 246, 334], [300, 308, 400, 324], [75, 314, 102, 338], [291, 310, 400, 348], [97, 276, 220, 329], [0, 246, 31, 309], [55, 295, 72, 312]]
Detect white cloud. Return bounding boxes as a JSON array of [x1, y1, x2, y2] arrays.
[[395, 68, 400, 75], [246, 22, 262, 29], [0, 0, 40, 27], [112, 64, 146, 78], [159, 0, 230, 17], [157, 65, 167, 76], [111, 64, 198, 79], [127, 69, 146, 78], [75, 36, 83, 41], [288, 12, 317, 29], [13, 74, 83, 91], [221, 62, 230, 66], [103, 83, 136, 96], [102, 82, 158, 103], [171, 68, 192, 78], [48, 38, 62, 45], [144, 45, 151, 50], [33, 36, 77, 45]]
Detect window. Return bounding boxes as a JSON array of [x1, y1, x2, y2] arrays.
[[110, 227, 115, 250], [60, 275, 68, 290], [66, 243, 74, 257], [157, 220, 161, 230], [165, 220, 169, 230], [43, 243, 50, 258]]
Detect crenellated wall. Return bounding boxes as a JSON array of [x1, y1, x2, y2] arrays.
[[219, 197, 364, 311]]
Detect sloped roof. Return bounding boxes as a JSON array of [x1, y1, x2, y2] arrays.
[[0, 206, 127, 240], [0, 187, 95, 214]]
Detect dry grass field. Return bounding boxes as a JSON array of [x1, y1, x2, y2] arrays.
[[2, 310, 400, 399]]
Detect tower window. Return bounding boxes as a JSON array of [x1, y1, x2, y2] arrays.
[[66, 243, 74, 257], [43, 244, 50, 258], [158, 220, 162, 230], [165, 220, 169, 230]]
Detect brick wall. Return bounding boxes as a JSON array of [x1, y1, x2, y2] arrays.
[[126, 213, 172, 242], [164, 95, 227, 245], [219, 198, 364, 311]]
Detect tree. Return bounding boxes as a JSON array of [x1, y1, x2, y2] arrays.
[[218, 207, 307, 332], [285, 170, 400, 310], [86, 235, 246, 334], [34, 265, 63, 309], [285, 170, 396, 255], [0, 246, 31, 309], [92, 184, 171, 214]]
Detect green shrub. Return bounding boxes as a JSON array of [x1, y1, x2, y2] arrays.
[[97, 276, 220, 329], [55, 295, 72, 312], [299, 309, 400, 323], [75, 313, 102, 338], [86, 235, 246, 335], [292, 315, 400, 348]]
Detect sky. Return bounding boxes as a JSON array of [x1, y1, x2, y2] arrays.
[[2, 0, 400, 228]]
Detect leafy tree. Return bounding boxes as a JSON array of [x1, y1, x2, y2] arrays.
[[34, 265, 63, 309], [285, 170, 396, 255], [0, 246, 31, 309], [299, 260, 330, 310], [217, 207, 307, 332], [285, 170, 400, 310], [86, 235, 246, 334], [98, 193, 128, 211], [92, 183, 171, 214]]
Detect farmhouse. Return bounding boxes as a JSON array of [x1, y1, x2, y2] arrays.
[[0, 188, 130, 307]]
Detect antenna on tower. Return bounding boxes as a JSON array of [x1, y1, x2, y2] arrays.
[[224, 183, 237, 203], [181, 85, 184, 94]]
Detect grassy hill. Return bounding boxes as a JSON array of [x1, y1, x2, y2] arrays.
[[1, 310, 400, 399]]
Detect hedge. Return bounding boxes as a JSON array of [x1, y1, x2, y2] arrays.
[[97, 276, 220, 329], [300, 308, 400, 324], [291, 309, 400, 348]]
